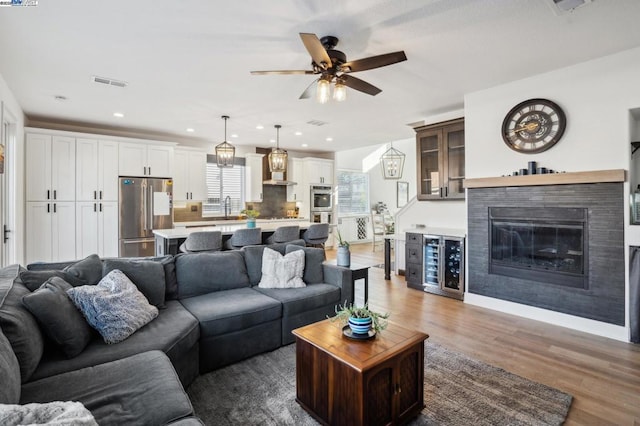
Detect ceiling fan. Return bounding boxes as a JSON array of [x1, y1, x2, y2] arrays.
[[250, 33, 407, 100]]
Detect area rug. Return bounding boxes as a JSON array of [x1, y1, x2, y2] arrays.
[[187, 342, 572, 425]]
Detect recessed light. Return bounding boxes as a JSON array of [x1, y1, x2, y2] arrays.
[[113, 112, 124, 118], [231, 134, 238, 138], [186, 128, 195, 133], [302, 143, 308, 147], [256, 125, 264, 130], [326, 137, 333, 142], [294, 131, 302, 136], [269, 139, 276, 143]]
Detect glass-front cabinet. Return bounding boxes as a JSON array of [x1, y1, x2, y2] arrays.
[[415, 118, 465, 200]]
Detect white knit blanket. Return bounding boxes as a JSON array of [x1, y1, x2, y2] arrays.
[[0, 401, 97, 426]]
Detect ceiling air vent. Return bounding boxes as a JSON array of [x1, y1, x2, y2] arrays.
[[91, 75, 128, 88], [547, 0, 592, 14], [307, 120, 328, 127]]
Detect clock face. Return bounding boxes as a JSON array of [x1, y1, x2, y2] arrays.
[[501, 98, 566, 154]]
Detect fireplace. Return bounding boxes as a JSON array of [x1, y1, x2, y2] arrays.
[[489, 207, 587, 289]]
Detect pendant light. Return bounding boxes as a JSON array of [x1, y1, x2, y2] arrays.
[[380, 142, 405, 179], [215, 115, 235, 168], [268, 124, 288, 173]]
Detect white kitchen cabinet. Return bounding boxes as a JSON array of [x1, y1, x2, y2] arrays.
[[173, 148, 207, 203], [26, 201, 76, 263], [26, 134, 76, 202], [76, 201, 119, 258], [287, 157, 304, 202], [119, 142, 173, 177], [245, 153, 264, 202], [303, 157, 334, 185], [76, 138, 119, 202]]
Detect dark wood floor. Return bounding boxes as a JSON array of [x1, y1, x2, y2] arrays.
[[327, 243, 640, 426]]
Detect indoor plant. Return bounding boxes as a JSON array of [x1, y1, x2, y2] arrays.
[[330, 302, 390, 335], [336, 228, 350, 267], [240, 209, 260, 228]]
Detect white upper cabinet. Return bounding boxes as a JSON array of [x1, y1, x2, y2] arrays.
[[303, 157, 334, 185], [173, 149, 207, 203], [119, 142, 173, 177], [287, 157, 304, 202], [245, 153, 264, 202], [26, 134, 76, 202], [76, 138, 119, 201]]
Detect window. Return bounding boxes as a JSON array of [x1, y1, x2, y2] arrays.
[[337, 170, 369, 215], [202, 156, 245, 216]]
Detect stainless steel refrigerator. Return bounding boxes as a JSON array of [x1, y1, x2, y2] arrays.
[[119, 177, 173, 257]]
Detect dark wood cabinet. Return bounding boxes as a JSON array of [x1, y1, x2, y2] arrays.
[[415, 118, 465, 200], [405, 232, 423, 288]]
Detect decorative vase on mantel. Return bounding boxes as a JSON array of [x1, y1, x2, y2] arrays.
[[337, 245, 350, 267]]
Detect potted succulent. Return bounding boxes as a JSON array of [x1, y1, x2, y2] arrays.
[[330, 301, 390, 336], [240, 209, 260, 228], [335, 228, 350, 267]]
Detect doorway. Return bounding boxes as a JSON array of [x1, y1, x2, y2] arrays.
[[1, 103, 17, 266]]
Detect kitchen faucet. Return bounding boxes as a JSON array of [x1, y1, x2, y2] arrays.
[[224, 196, 231, 219]]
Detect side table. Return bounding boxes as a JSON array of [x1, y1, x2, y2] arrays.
[[324, 260, 371, 305]]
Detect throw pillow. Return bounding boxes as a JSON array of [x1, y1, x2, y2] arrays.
[[22, 277, 93, 359], [63, 254, 103, 286], [19, 270, 85, 292], [67, 269, 159, 344], [102, 259, 166, 308], [258, 247, 306, 289], [0, 265, 44, 383], [285, 245, 326, 284], [0, 401, 98, 426]]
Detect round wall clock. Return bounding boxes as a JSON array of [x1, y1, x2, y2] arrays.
[[501, 98, 566, 154]]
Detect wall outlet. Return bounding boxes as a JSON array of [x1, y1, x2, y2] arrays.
[[190, 205, 198, 212]]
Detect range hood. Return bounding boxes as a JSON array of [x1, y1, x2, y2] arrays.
[[263, 171, 297, 186]]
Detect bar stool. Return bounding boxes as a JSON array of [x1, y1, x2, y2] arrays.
[[224, 228, 262, 250], [302, 223, 329, 248], [265, 225, 300, 244], [179, 231, 222, 253]]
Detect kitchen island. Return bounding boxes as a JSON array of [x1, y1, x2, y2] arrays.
[[153, 219, 313, 255]]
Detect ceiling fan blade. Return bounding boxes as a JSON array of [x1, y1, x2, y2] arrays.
[[342, 51, 407, 73], [299, 79, 319, 99], [299, 33, 332, 69], [250, 70, 315, 75], [341, 74, 382, 96]]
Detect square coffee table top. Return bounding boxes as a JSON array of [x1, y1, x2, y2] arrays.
[[292, 319, 429, 373]]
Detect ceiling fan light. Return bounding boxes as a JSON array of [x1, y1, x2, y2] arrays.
[[380, 145, 405, 179], [216, 115, 235, 168], [317, 79, 331, 104], [333, 81, 347, 102]]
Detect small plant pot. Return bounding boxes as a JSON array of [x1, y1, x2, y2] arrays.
[[337, 246, 350, 267], [246, 218, 256, 228], [348, 316, 372, 335]]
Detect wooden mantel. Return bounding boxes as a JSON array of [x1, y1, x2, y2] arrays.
[[464, 169, 626, 189]]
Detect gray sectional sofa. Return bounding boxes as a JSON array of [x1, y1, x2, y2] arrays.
[[0, 241, 353, 425]]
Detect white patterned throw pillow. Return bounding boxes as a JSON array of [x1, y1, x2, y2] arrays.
[[67, 269, 159, 344], [258, 247, 306, 289]]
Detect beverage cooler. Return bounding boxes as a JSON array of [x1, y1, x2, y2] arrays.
[[423, 235, 464, 298]]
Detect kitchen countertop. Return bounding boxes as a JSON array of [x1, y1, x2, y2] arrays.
[[173, 218, 307, 227], [153, 220, 313, 239]]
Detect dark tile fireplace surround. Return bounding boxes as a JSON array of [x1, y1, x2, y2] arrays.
[[467, 179, 625, 326]]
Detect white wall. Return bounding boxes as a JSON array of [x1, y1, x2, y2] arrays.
[[0, 72, 25, 265], [465, 46, 640, 341]]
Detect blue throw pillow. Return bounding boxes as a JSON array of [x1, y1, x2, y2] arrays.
[[67, 270, 158, 344]]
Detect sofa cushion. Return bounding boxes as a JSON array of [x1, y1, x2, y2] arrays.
[[0, 401, 97, 425], [22, 277, 93, 358], [256, 283, 341, 317], [30, 300, 199, 382], [0, 264, 44, 383], [63, 254, 103, 286], [20, 350, 195, 426], [19, 270, 85, 292], [67, 270, 158, 344], [285, 245, 325, 284], [242, 241, 306, 286], [103, 258, 166, 307], [258, 247, 306, 289], [175, 251, 250, 299], [180, 287, 281, 338], [0, 328, 20, 404]]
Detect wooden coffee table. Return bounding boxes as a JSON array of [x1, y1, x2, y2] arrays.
[[292, 319, 429, 426]]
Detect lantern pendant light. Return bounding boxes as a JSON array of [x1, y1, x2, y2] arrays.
[[268, 124, 288, 173], [380, 142, 405, 179], [215, 115, 235, 168]]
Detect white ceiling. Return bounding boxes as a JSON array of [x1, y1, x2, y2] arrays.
[[1, 0, 640, 153]]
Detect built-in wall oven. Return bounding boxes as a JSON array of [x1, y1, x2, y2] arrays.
[[310, 185, 333, 212]]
